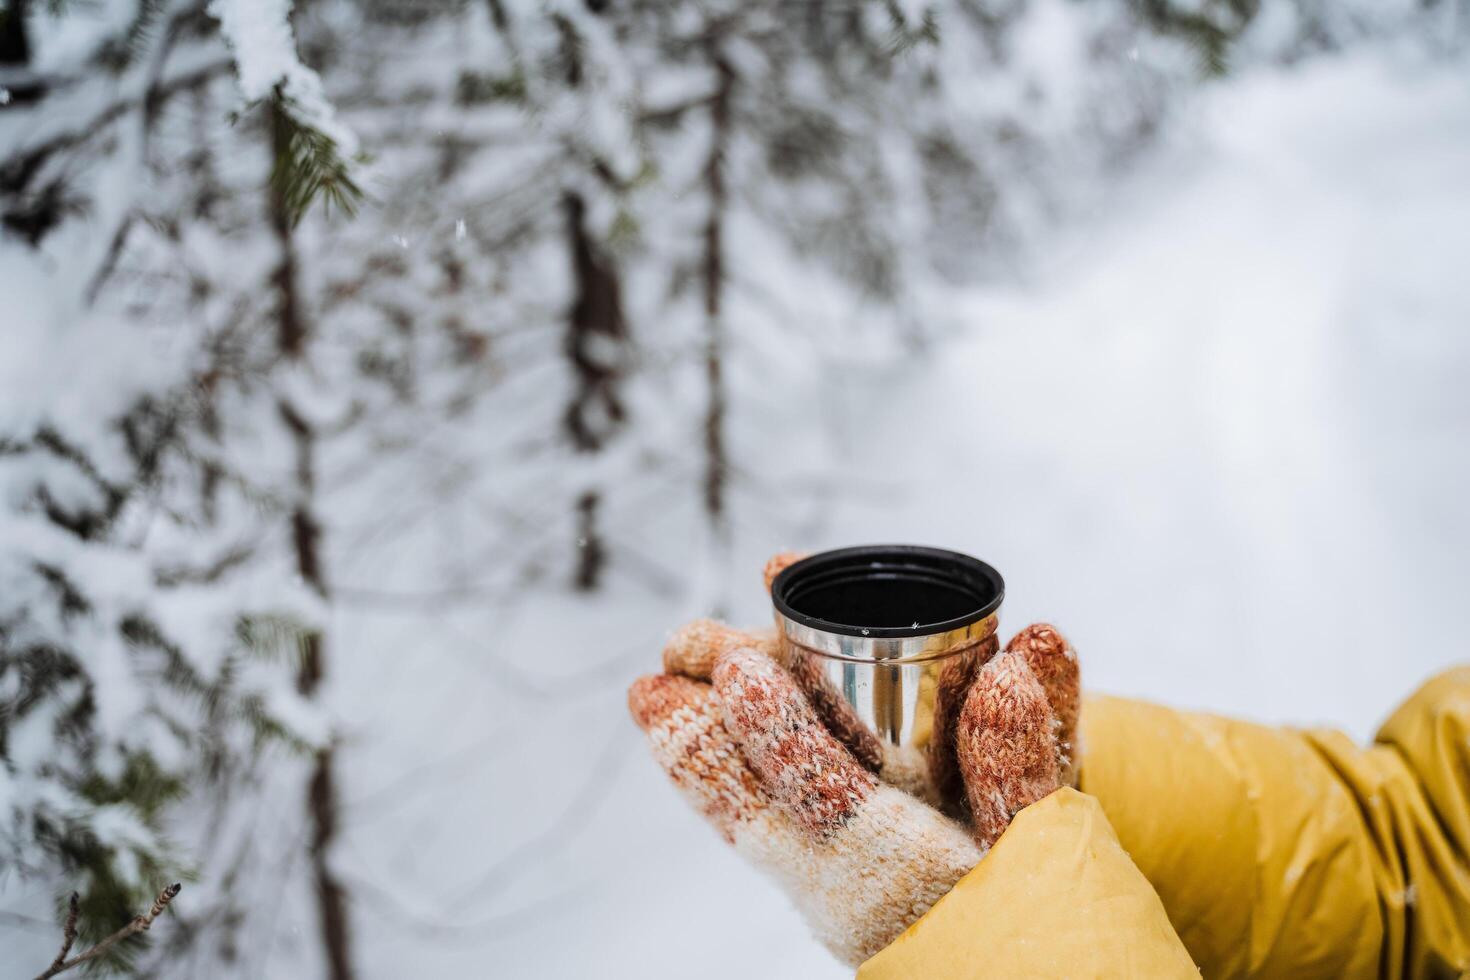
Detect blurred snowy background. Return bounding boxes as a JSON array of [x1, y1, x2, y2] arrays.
[[3, 0, 1469, 977]]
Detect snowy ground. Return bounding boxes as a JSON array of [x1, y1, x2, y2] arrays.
[[322, 46, 1470, 979]]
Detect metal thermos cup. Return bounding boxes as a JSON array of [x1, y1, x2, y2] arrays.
[[769, 546, 1004, 789]]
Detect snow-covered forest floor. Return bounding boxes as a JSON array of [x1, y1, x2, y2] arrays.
[[323, 44, 1470, 979]]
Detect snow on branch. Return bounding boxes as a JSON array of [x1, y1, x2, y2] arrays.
[[208, 0, 364, 223]]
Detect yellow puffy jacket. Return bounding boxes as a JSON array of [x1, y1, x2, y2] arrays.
[[859, 667, 1470, 979]]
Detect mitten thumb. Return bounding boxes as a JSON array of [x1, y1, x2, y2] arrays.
[[956, 624, 1079, 848]]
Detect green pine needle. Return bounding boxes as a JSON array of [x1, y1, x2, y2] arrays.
[[268, 92, 367, 227]]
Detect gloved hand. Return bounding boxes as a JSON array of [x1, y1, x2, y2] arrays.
[[628, 556, 1082, 964], [634, 560, 1470, 979], [657, 553, 1081, 837]]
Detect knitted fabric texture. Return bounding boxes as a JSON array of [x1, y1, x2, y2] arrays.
[[713, 648, 880, 836], [660, 622, 1077, 813], [1005, 623, 1081, 788], [956, 644, 1064, 848], [631, 651, 982, 965], [761, 550, 805, 591], [634, 554, 1083, 963], [663, 618, 780, 679], [927, 630, 1000, 814], [663, 617, 890, 777]]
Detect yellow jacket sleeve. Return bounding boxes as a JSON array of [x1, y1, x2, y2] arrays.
[[857, 788, 1200, 979], [858, 667, 1470, 980]]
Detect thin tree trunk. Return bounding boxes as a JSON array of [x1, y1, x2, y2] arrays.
[[562, 191, 628, 590], [701, 46, 734, 599], [573, 490, 605, 590], [0, 0, 44, 105], [269, 102, 355, 980], [0, 0, 30, 66]]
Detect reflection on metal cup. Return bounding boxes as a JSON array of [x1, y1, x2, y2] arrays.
[[770, 545, 1004, 805]]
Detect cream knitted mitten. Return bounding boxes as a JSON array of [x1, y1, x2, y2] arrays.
[[630, 651, 981, 965], [632, 615, 1080, 964], [661, 618, 1080, 819]]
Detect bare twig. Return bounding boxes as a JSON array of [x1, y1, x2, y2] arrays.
[[46, 893, 80, 975], [33, 883, 182, 980]]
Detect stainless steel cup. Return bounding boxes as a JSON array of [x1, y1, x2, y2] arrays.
[[770, 545, 1004, 800]]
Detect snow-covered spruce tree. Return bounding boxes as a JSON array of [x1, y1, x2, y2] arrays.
[[571, 0, 1462, 606], [271, 0, 649, 613], [0, 0, 359, 972], [555, 0, 1194, 607], [203, 0, 1278, 630], [241, 0, 1465, 637], [1132, 0, 1468, 71], [261, 0, 1190, 621]]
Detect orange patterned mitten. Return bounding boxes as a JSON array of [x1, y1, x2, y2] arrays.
[[632, 629, 1080, 962]]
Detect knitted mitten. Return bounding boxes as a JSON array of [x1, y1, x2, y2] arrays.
[[638, 552, 1081, 961], [629, 651, 981, 965], [956, 623, 1080, 846], [633, 625, 1079, 962], [660, 617, 1079, 827]]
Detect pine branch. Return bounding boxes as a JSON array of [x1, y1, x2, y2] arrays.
[[267, 89, 366, 226], [45, 893, 80, 976], [0, 58, 232, 196], [883, 1, 940, 55], [32, 883, 182, 980], [94, 0, 169, 72]]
